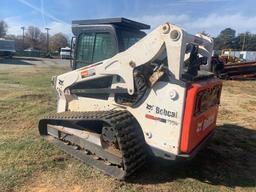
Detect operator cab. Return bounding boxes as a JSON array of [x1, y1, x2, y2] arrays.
[[71, 18, 150, 70]]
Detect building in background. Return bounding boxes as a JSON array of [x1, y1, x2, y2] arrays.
[[223, 50, 256, 62]]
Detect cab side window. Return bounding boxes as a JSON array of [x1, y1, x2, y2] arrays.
[[75, 32, 95, 69], [75, 32, 116, 69], [93, 33, 116, 63]]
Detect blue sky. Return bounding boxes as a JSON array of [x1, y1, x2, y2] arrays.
[[1, 0, 255, 37]]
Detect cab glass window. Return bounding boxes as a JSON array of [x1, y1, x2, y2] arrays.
[[75, 32, 116, 69]]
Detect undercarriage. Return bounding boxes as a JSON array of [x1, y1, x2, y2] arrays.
[[39, 110, 146, 179]]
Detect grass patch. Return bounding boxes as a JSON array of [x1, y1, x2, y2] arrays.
[[0, 64, 69, 191], [74, 164, 100, 179], [15, 75, 52, 88], [0, 135, 63, 191]]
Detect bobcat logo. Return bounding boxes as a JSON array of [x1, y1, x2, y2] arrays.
[[58, 79, 64, 86], [146, 103, 177, 118], [146, 104, 154, 111]]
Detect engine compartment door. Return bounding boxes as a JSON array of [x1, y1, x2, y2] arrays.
[[180, 78, 222, 153]]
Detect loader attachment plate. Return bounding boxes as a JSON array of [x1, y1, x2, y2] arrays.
[[38, 110, 146, 180]]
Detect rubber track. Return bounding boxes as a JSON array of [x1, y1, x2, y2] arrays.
[[38, 110, 146, 180]]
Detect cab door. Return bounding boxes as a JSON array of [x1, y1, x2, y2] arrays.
[[74, 31, 118, 69]]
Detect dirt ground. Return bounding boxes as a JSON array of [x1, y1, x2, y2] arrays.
[[0, 57, 255, 192]]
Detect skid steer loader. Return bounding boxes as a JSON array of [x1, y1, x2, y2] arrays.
[[38, 18, 222, 180]]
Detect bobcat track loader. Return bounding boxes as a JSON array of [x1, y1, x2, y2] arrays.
[[38, 18, 222, 180]]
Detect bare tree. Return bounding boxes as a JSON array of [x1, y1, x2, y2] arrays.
[[25, 26, 43, 49], [0, 20, 8, 38], [13, 35, 30, 50], [38, 32, 47, 51], [49, 33, 68, 52]]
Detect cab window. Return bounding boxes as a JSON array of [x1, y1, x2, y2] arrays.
[[75, 32, 117, 69]]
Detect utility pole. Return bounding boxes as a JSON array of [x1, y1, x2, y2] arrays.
[[242, 33, 246, 51], [21, 26, 25, 50], [45, 27, 50, 54]]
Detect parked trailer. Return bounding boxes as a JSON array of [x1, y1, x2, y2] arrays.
[[222, 61, 256, 79], [211, 56, 256, 80], [0, 39, 16, 58]]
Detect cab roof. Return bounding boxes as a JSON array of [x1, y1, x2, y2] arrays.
[[72, 17, 150, 30]]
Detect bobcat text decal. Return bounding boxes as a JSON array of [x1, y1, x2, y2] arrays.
[[145, 104, 178, 125], [146, 104, 177, 118]]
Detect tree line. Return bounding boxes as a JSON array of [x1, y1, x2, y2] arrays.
[[2, 19, 256, 52], [0, 20, 68, 52], [213, 28, 256, 51]]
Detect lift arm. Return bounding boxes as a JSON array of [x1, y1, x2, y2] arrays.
[[54, 22, 213, 112]]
